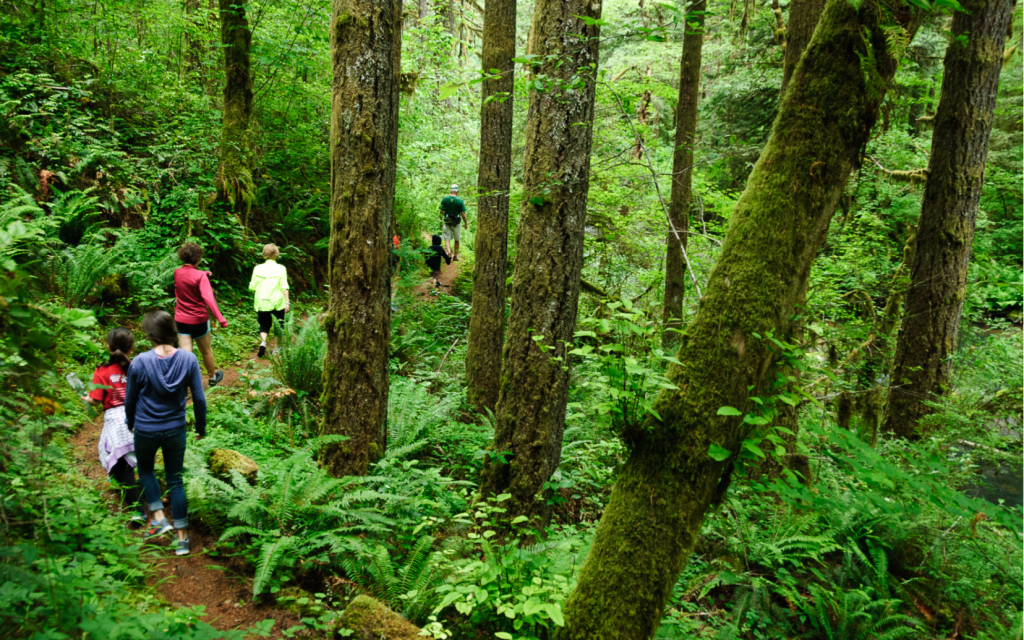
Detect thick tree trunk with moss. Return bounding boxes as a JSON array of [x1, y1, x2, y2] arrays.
[[662, 0, 705, 347], [320, 0, 402, 478], [215, 0, 254, 221], [780, 0, 825, 96], [883, 0, 1013, 441], [465, 0, 515, 413], [560, 1, 921, 636], [476, 0, 601, 521]]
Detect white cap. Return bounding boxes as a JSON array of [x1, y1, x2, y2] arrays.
[[450, 184, 459, 192]]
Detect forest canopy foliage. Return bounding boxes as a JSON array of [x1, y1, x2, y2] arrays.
[[0, 0, 1021, 638]]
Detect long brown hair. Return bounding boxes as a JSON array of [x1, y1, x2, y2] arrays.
[[141, 310, 179, 348], [105, 327, 134, 370]]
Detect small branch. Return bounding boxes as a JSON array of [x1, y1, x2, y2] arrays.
[[436, 338, 460, 372]]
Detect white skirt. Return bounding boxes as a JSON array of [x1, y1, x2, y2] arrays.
[[98, 405, 137, 473]]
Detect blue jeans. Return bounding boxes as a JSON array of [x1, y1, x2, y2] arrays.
[[134, 426, 188, 529]]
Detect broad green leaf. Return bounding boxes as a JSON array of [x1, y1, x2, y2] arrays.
[[708, 443, 731, 461]]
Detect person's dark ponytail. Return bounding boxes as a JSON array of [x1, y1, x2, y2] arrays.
[[105, 328, 135, 371], [141, 310, 179, 348]]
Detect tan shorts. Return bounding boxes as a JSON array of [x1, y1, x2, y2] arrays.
[[442, 222, 461, 243]]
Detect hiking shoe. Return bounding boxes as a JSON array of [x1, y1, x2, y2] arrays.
[[175, 537, 190, 556], [128, 512, 147, 523], [147, 519, 173, 538], [452, 256, 459, 262], [257, 344, 266, 358], [209, 370, 225, 386]]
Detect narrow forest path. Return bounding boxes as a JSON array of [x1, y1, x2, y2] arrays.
[[411, 232, 463, 300], [68, 357, 300, 638]]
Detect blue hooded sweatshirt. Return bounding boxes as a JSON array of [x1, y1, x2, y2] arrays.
[[124, 349, 207, 436]]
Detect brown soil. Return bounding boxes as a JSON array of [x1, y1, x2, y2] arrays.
[[69, 359, 303, 638], [413, 233, 463, 301]]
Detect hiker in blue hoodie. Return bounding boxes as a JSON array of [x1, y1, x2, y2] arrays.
[[124, 309, 207, 557], [425, 234, 451, 293]]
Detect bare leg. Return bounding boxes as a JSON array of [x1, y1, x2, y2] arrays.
[[195, 333, 216, 376], [178, 334, 194, 353], [453, 239, 461, 260]]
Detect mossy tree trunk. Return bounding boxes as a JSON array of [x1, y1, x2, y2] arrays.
[[476, 0, 601, 521], [184, 0, 203, 79], [560, 1, 922, 636], [215, 0, 254, 222], [780, 0, 825, 96], [661, 0, 705, 348], [320, 0, 402, 478], [465, 0, 515, 413], [883, 0, 1013, 440]]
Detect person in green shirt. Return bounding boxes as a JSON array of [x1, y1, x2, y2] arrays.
[[249, 243, 290, 358], [439, 184, 470, 262]]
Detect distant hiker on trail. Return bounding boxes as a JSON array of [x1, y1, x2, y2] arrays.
[[439, 184, 469, 262], [392, 233, 402, 276], [125, 310, 207, 557], [83, 327, 147, 525], [425, 234, 451, 293], [174, 242, 227, 386], [249, 243, 290, 359]]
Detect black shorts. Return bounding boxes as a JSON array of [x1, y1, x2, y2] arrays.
[[257, 309, 286, 334], [176, 320, 210, 339]]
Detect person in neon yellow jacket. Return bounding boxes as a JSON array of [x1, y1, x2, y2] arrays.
[[249, 243, 290, 358]]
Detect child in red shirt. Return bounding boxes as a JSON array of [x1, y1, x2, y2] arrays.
[[83, 328, 146, 523]]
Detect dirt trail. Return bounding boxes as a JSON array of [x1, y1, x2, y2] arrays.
[[412, 232, 463, 300], [69, 358, 300, 638]]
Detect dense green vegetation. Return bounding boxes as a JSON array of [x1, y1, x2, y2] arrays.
[[0, 0, 1021, 638]]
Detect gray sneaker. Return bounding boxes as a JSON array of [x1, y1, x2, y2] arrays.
[[146, 519, 173, 538], [209, 370, 225, 386], [175, 536, 190, 556]]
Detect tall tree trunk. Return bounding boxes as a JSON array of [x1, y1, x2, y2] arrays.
[[215, 0, 254, 221], [465, 0, 515, 413], [476, 0, 602, 521], [560, 0, 922, 636], [662, 0, 705, 348], [883, 0, 1013, 440], [780, 0, 825, 96], [184, 0, 203, 79], [320, 0, 402, 477]]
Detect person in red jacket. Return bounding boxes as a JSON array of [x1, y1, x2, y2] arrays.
[[173, 243, 228, 386]]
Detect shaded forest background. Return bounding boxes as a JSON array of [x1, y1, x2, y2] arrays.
[[0, 0, 1022, 638]]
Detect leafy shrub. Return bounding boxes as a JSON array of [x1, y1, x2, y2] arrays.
[[270, 314, 327, 403], [48, 234, 120, 307]]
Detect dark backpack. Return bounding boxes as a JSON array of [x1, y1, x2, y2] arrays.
[[442, 197, 463, 226]]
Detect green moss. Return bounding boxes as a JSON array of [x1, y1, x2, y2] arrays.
[[334, 595, 421, 639], [206, 448, 259, 486]]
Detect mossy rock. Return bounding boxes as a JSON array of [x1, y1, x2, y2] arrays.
[[333, 595, 420, 639], [207, 448, 259, 486]]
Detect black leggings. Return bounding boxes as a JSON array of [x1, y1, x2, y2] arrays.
[[110, 457, 146, 514]]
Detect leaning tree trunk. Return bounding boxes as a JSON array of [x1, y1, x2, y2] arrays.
[[476, 0, 601, 522], [780, 0, 825, 96], [465, 0, 516, 413], [560, 0, 922, 636], [883, 0, 1013, 441], [320, 0, 402, 478], [215, 0, 254, 221], [662, 0, 706, 348]]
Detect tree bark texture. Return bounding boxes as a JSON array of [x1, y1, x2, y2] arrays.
[[320, 0, 402, 477], [780, 0, 825, 96], [184, 0, 203, 78], [883, 0, 1013, 440], [560, 0, 922, 636], [465, 0, 516, 413], [477, 0, 602, 521], [662, 0, 705, 347], [215, 0, 254, 218]]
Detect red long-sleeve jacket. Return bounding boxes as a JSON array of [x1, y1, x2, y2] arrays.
[[173, 265, 228, 326]]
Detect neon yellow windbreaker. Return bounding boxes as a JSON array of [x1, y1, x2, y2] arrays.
[[249, 260, 289, 311]]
